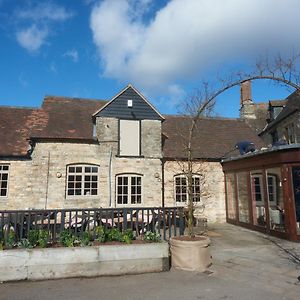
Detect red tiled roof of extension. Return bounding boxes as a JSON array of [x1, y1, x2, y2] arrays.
[[162, 115, 266, 159], [31, 96, 107, 140], [0, 106, 48, 156]]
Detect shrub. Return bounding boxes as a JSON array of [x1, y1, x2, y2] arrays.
[[5, 230, 15, 249], [18, 238, 31, 249], [80, 231, 92, 247], [143, 231, 161, 243], [59, 230, 75, 247], [94, 226, 106, 242], [121, 229, 134, 244], [107, 228, 122, 242], [38, 230, 48, 248], [28, 230, 48, 248]]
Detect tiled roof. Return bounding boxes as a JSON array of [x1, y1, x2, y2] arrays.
[[31, 96, 107, 139], [0, 96, 265, 159], [0, 106, 48, 156], [162, 115, 266, 159]]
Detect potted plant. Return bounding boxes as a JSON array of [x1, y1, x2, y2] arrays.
[[169, 93, 212, 272]]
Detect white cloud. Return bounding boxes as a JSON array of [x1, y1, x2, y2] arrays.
[[14, 2, 73, 52], [63, 49, 79, 63], [16, 25, 48, 52], [90, 0, 300, 96], [15, 2, 74, 22]]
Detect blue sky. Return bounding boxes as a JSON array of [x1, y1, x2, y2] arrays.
[[0, 0, 299, 117]]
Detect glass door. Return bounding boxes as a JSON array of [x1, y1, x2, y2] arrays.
[[291, 167, 300, 235], [266, 168, 285, 233]]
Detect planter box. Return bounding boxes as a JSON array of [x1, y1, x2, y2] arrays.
[[0, 243, 169, 282]]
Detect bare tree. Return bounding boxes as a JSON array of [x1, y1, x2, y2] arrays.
[[181, 52, 300, 238]]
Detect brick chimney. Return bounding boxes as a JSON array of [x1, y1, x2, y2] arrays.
[[240, 81, 256, 119]]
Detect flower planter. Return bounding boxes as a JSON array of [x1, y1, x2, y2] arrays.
[[169, 236, 212, 272], [0, 242, 169, 282]]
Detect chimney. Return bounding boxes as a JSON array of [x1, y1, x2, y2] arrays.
[[240, 81, 252, 105], [240, 80, 256, 119]]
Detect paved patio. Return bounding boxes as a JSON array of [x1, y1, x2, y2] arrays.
[[0, 224, 299, 300]]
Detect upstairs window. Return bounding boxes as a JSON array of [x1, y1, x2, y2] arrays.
[[0, 165, 9, 197], [116, 174, 142, 205], [285, 123, 296, 144], [67, 164, 99, 197], [119, 120, 140, 156], [174, 174, 201, 203]]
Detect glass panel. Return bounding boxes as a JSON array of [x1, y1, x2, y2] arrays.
[[251, 171, 266, 227], [237, 171, 250, 223], [291, 167, 300, 235], [225, 173, 237, 220], [267, 168, 285, 232]]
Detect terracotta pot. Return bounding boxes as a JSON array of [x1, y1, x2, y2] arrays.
[[169, 236, 212, 272]]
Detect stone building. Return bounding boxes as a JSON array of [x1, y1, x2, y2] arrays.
[[0, 84, 265, 222]]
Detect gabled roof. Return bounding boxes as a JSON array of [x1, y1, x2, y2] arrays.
[[261, 90, 300, 134], [93, 84, 164, 120], [162, 115, 266, 159]]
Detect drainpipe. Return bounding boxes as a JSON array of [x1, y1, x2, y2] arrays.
[[108, 147, 113, 207], [161, 158, 165, 207], [45, 151, 50, 209]]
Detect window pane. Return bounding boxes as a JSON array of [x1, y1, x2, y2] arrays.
[[237, 171, 250, 223], [269, 168, 285, 233], [225, 173, 237, 220], [69, 166, 75, 173], [251, 171, 265, 227], [85, 166, 91, 173]]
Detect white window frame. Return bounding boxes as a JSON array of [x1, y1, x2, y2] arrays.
[[116, 174, 143, 206], [66, 164, 99, 198], [174, 174, 201, 205], [0, 164, 9, 198], [251, 174, 277, 206]]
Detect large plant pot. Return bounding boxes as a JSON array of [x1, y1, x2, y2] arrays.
[[169, 236, 212, 272]]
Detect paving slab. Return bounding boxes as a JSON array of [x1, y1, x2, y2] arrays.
[[0, 223, 299, 300]]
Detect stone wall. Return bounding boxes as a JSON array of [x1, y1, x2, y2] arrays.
[[163, 160, 226, 223], [0, 117, 164, 209]]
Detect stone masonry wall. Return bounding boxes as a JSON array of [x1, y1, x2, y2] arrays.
[[0, 116, 164, 210], [163, 160, 226, 223]]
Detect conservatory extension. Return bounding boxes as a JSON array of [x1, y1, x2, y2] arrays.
[[222, 145, 300, 241]]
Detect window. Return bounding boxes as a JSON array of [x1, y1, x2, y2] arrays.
[[251, 173, 277, 206], [67, 164, 99, 197], [0, 165, 9, 197], [119, 120, 140, 156], [285, 123, 296, 144], [116, 174, 142, 205], [174, 174, 201, 203]]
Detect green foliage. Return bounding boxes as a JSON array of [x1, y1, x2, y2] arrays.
[[0, 237, 3, 250], [28, 230, 39, 247], [107, 228, 122, 242], [143, 231, 161, 243], [94, 226, 107, 242], [94, 227, 134, 244], [121, 229, 134, 244], [59, 230, 75, 247], [28, 230, 48, 248], [80, 231, 92, 247], [18, 238, 31, 249], [5, 230, 15, 249], [38, 230, 48, 248]]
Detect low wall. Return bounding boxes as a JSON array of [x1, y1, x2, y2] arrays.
[[0, 243, 169, 282]]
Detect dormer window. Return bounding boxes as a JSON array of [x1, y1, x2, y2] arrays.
[[119, 120, 140, 156]]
